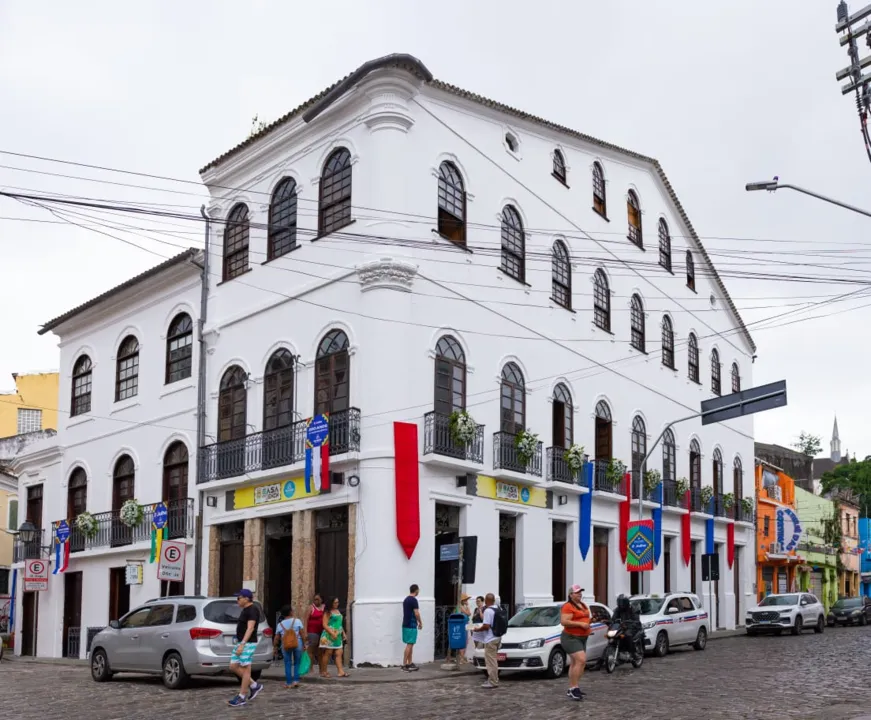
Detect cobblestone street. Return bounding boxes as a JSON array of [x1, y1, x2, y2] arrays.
[[6, 627, 871, 720]]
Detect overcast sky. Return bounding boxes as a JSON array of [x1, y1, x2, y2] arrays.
[[1, 0, 867, 457]]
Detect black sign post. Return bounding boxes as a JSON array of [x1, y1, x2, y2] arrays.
[[700, 380, 787, 426]]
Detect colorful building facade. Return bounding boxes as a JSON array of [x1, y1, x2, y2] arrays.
[[794, 486, 838, 612], [834, 492, 861, 597], [860, 518, 871, 598], [0, 372, 59, 438], [755, 461, 805, 599]]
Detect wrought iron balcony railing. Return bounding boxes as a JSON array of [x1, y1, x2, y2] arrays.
[[593, 459, 625, 494], [546, 447, 580, 485], [198, 408, 361, 483], [661, 479, 682, 508], [493, 432, 542, 477], [423, 411, 484, 464], [13, 530, 45, 562], [689, 486, 703, 513]]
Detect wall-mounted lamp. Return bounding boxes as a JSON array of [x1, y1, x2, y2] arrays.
[[206, 496, 218, 508], [348, 474, 360, 488], [558, 495, 568, 506]]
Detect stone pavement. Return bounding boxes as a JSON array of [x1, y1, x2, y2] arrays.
[[5, 626, 871, 719]]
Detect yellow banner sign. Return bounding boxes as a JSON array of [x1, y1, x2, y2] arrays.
[[474, 475, 548, 508], [233, 477, 316, 510]]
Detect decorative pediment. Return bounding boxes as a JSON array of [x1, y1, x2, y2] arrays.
[[356, 257, 418, 292]]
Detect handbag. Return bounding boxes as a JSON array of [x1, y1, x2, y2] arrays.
[[298, 649, 312, 676]]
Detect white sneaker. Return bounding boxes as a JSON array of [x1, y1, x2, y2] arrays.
[[481, 681, 496, 688]]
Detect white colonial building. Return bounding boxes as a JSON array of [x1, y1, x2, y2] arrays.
[[13, 53, 756, 667]]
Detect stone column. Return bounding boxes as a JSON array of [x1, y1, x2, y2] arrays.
[[208, 525, 221, 597], [292, 510, 316, 616], [244, 518, 266, 599]]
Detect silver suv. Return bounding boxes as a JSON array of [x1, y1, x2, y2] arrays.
[[90, 595, 273, 689]]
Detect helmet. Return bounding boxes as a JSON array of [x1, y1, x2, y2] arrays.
[[617, 594, 631, 611]]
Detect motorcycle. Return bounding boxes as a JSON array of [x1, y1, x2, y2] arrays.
[[602, 620, 644, 673]]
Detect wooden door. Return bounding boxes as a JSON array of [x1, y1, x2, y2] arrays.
[[690, 542, 698, 595], [552, 523, 567, 601], [315, 350, 350, 416], [26, 485, 43, 529], [552, 400, 566, 447], [593, 528, 609, 605], [733, 548, 741, 626], [109, 567, 131, 621], [664, 538, 672, 593], [219, 524, 245, 597], [499, 537, 516, 615], [63, 571, 83, 658], [316, 507, 349, 609], [595, 418, 612, 460], [21, 592, 37, 656]]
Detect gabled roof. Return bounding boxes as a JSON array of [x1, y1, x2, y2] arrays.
[[38, 248, 201, 335], [199, 53, 755, 352]]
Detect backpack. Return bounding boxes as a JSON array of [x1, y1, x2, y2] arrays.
[[281, 619, 299, 651], [490, 606, 508, 638]]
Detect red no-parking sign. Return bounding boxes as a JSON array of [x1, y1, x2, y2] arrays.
[[157, 541, 186, 582], [24, 559, 49, 591]]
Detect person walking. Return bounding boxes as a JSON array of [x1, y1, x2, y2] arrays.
[[274, 604, 305, 688], [472, 593, 502, 689], [401, 584, 422, 671], [227, 589, 264, 708], [319, 597, 349, 678], [560, 584, 592, 702], [457, 593, 472, 663], [302, 594, 325, 670]]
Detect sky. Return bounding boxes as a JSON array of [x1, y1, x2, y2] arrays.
[[0, 0, 868, 457]]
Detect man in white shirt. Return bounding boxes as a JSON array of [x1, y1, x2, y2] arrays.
[[471, 593, 500, 688]]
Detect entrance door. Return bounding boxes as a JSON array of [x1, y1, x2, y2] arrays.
[[219, 522, 245, 597], [552, 522, 567, 601], [265, 515, 293, 628], [498, 514, 517, 616], [109, 567, 131, 621], [690, 541, 698, 595], [664, 538, 672, 593], [63, 571, 83, 658], [714, 542, 722, 628], [316, 507, 349, 609], [433, 503, 460, 659], [593, 527, 609, 605], [21, 592, 37, 656], [733, 547, 741, 626]]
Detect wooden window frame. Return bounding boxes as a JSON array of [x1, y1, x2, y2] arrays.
[[222, 203, 250, 281]]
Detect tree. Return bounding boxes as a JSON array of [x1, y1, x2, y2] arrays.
[[820, 458, 871, 514], [792, 431, 822, 457], [248, 114, 267, 138]]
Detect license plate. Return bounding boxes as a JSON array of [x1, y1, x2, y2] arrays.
[[497, 653, 507, 662], [758, 620, 770, 624]]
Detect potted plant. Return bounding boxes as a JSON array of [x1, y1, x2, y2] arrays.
[[514, 430, 539, 466], [700, 486, 714, 512], [740, 497, 753, 517], [675, 477, 690, 497], [605, 459, 627, 490], [119, 499, 144, 528], [722, 493, 735, 510], [563, 444, 585, 475], [449, 410, 477, 447], [75, 511, 98, 540], [643, 468, 662, 501]]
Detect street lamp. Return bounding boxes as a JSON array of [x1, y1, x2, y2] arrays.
[[745, 178, 871, 219], [17, 521, 37, 543], [745, 180, 779, 192]]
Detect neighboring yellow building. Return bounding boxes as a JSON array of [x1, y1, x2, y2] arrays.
[[1, 467, 17, 599], [0, 372, 58, 438]]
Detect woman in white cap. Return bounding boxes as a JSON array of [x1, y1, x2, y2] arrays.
[[560, 584, 592, 702]]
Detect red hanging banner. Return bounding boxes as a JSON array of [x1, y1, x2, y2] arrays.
[[619, 472, 631, 563], [681, 490, 692, 566], [394, 422, 421, 559], [726, 522, 735, 569]]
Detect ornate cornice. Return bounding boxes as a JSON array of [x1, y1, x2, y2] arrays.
[[356, 257, 418, 293]]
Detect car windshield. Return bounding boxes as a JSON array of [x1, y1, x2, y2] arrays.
[[631, 598, 665, 615], [203, 600, 266, 624], [508, 606, 560, 628], [832, 598, 862, 609], [759, 594, 799, 607]]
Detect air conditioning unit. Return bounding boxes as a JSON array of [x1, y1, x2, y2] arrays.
[[769, 486, 783, 502], [769, 542, 785, 554]]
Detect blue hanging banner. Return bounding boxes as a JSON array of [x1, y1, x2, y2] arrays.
[[653, 507, 663, 565], [578, 462, 593, 560], [705, 518, 715, 556]]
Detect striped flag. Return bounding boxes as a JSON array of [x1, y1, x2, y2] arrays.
[[53, 521, 70, 574], [305, 414, 331, 494]]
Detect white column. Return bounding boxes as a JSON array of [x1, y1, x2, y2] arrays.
[[517, 508, 550, 607]]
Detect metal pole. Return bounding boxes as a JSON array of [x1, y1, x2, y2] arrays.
[[456, 541, 464, 669], [746, 181, 871, 219]]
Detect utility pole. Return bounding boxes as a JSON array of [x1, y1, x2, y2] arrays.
[[835, 1, 871, 163]]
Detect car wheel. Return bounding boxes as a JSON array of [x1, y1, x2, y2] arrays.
[[654, 631, 669, 658], [91, 649, 113, 682], [693, 626, 707, 651], [250, 669, 262, 682], [604, 645, 618, 673], [162, 652, 189, 690], [861, 614, 868, 627], [545, 648, 566, 679], [791, 616, 803, 636], [814, 616, 824, 634]]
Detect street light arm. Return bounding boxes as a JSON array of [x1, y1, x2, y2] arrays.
[[745, 180, 871, 219]]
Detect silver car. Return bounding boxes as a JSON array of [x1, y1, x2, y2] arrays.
[[90, 595, 273, 689]]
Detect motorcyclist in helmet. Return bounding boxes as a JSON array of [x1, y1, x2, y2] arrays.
[[611, 595, 643, 655]]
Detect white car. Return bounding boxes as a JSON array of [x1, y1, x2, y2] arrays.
[[745, 592, 826, 636], [631, 593, 710, 657], [471, 602, 612, 678]]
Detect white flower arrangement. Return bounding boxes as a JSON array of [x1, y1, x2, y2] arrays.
[[119, 499, 144, 528], [741, 497, 754, 515], [514, 430, 539, 466], [449, 410, 477, 446], [643, 469, 662, 493], [563, 444, 586, 474], [700, 486, 714, 505], [675, 477, 690, 496], [75, 511, 98, 539]]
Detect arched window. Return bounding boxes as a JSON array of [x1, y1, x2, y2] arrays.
[[661, 315, 675, 369], [553, 149, 567, 184], [71, 355, 92, 417], [222, 203, 250, 281], [689, 438, 702, 490], [593, 269, 611, 332], [166, 313, 193, 384], [268, 177, 298, 259], [218, 366, 248, 442], [437, 161, 466, 245], [712, 448, 723, 497], [688, 333, 700, 383], [592, 162, 607, 217], [434, 335, 466, 416], [115, 335, 140, 401], [500, 362, 525, 435], [631, 416, 647, 493], [552, 383, 573, 448], [733, 456, 744, 507], [627, 190, 642, 247], [315, 329, 350, 415], [594, 400, 612, 462], [68, 467, 87, 522], [318, 148, 352, 236], [658, 219, 672, 271], [731, 362, 741, 393], [630, 294, 645, 352], [711, 348, 722, 396], [263, 349, 295, 431], [163, 441, 189, 538], [112, 455, 135, 513], [662, 428, 676, 482], [500, 205, 525, 283], [551, 240, 572, 309], [686, 250, 695, 291]]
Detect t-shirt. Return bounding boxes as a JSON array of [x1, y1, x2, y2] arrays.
[[278, 617, 304, 647], [560, 601, 592, 637], [402, 595, 419, 628], [472, 606, 496, 644], [236, 604, 260, 644]]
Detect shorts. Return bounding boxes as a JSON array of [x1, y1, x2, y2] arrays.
[[402, 627, 418, 645], [230, 642, 258, 666], [560, 632, 589, 655], [307, 632, 320, 648]]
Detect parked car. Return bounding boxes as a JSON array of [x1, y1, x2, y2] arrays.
[[827, 596, 871, 627], [631, 593, 710, 657], [90, 595, 273, 689], [745, 592, 825, 635], [471, 601, 612, 678]]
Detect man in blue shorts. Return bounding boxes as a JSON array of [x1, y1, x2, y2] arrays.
[[401, 584, 422, 671], [228, 589, 264, 707]]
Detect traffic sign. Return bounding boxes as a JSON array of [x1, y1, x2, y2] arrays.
[[439, 543, 460, 562], [157, 540, 186, 582], [701, 380, 787, 426], [24, 559, 49, 591]]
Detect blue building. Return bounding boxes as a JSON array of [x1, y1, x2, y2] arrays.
[[860, 517, 871, 598]]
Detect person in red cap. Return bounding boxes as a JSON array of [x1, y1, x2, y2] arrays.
[[560, 585, 592, 702]]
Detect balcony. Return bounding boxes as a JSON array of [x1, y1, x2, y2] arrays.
[[198, 408, 361, 483], [493, 432, 542, 478], [546, 447, 582, 486], [55, 498, 194, 553], [661, 479, 683, 508], [688, 486, 703, 513], [593, 459, 625, 494], [732, 501, 754, 523], [422, 411, 484, 465], [710, 493, 727, 517], [13, 530, 45, 562]]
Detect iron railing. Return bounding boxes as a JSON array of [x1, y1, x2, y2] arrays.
[[65, 627, 81, 659], [546, 447, 579, 485], [661, 480, 682, 508], [733, 502, 754, 523], [12, 530, 44, 562], [711, 493, 727, 517], [56, 498, 194, 553], [593, 459, 624, 494], [198, 408, 361, 483], [423, 411, 484, 464], [493, 432, 542, 476], [689, 486, 703, 513]]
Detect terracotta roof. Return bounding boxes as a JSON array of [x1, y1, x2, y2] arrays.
[[198, 54, 756, 352], [38, 248, 202, 335]]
